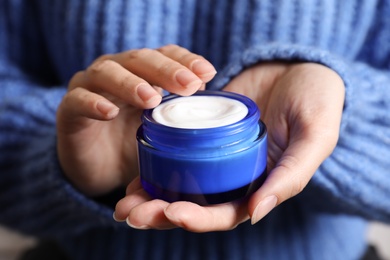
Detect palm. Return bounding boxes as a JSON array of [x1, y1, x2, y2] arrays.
[[224, 63, 290, 169]]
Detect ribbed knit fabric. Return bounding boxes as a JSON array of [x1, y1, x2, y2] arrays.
[[1, 1, 390, 259]]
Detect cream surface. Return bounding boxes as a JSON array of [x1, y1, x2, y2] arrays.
[[152, 96, 248, 129]]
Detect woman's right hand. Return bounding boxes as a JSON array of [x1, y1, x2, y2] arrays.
[[56, 44, 217, 196]]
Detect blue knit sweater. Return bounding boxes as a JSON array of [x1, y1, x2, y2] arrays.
[[1, 1, 390, 259]]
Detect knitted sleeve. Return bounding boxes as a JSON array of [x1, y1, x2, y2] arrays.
[[0, 2, 118, 237], [0, 77, 120, 237], [209, 43, 390, 223]]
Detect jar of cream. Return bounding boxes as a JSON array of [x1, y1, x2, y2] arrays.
[[137, 90, 267, 205]]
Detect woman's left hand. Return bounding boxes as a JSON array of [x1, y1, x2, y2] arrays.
[[114, 62, 345, 231]]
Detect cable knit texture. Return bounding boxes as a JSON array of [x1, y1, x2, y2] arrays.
[[1, 1, 390, 259]]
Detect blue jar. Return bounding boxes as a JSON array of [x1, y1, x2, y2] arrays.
[[137, 90, 267, 205]]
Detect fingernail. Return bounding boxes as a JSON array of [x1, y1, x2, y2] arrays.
[[137, 83, 160, 103], [113, 212, 125, 223], [251, 195, 277, 225], [96, 100, 119, 118], [126, 218, 150, 230], [191, 60, 217, 78], [175, 70, 202, 89]]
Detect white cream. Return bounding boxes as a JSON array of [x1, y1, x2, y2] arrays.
[[152, 95, 248, 129]]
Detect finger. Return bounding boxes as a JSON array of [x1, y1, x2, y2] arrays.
[[114, 177, 149, 221], [64, 87, 119, 120], [114, 188, 150, 222], [163, 200, 249, 232], [116, 178, 177, 230], [58, 87, 119, 126], [125, 176, 143, 195], [113, 48, 203, 96], [249, 134, 334, 225], [152, 85, 164, 96], [157, 44, 217, 83], [84, 59, 162, 109], [126, 200, 177, 230]]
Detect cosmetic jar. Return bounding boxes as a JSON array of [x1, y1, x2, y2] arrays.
[[136, 90, 267, 205]]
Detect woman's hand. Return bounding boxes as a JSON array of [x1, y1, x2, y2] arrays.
[[114, 62, 345, 231], [224, 62, 345, 224], [56, 45, 216, 196]]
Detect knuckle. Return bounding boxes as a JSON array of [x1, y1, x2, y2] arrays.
[[177, 52, 196, 64], [68, 71, 85, 89], [277, 155, 307, 198], [119, 75, 138, 96], [156, 62, 175, 75], [127, 48, 154, 60], [61, 88, 82, 110], [68, 88, 82, 101], [87, 59, 114, 76], [61, 91, 73, 107], [157, 44, 179, 53], [277, 155, 299, 171], [290, 178, 307, 197], [94, 54, 113, 63]]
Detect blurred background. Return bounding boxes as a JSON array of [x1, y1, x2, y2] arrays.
[[0, 222, 389, 260]]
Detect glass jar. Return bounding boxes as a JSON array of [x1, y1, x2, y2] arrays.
[[137, 90, 267, 205]]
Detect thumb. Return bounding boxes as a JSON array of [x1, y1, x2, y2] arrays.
[[249, 133, 335, 225]]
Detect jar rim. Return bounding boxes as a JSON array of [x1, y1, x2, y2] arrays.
[[142, 90, 260, 132], [138, 90, 264, 154]]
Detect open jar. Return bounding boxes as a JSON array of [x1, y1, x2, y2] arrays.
[[136, 90, 267, 205]]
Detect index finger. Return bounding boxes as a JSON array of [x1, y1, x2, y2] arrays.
[[157, 44, 217, 83], [112, 48, 204, 96]]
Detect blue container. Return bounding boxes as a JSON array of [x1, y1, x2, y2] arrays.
[[137, 91, 267, 205]]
